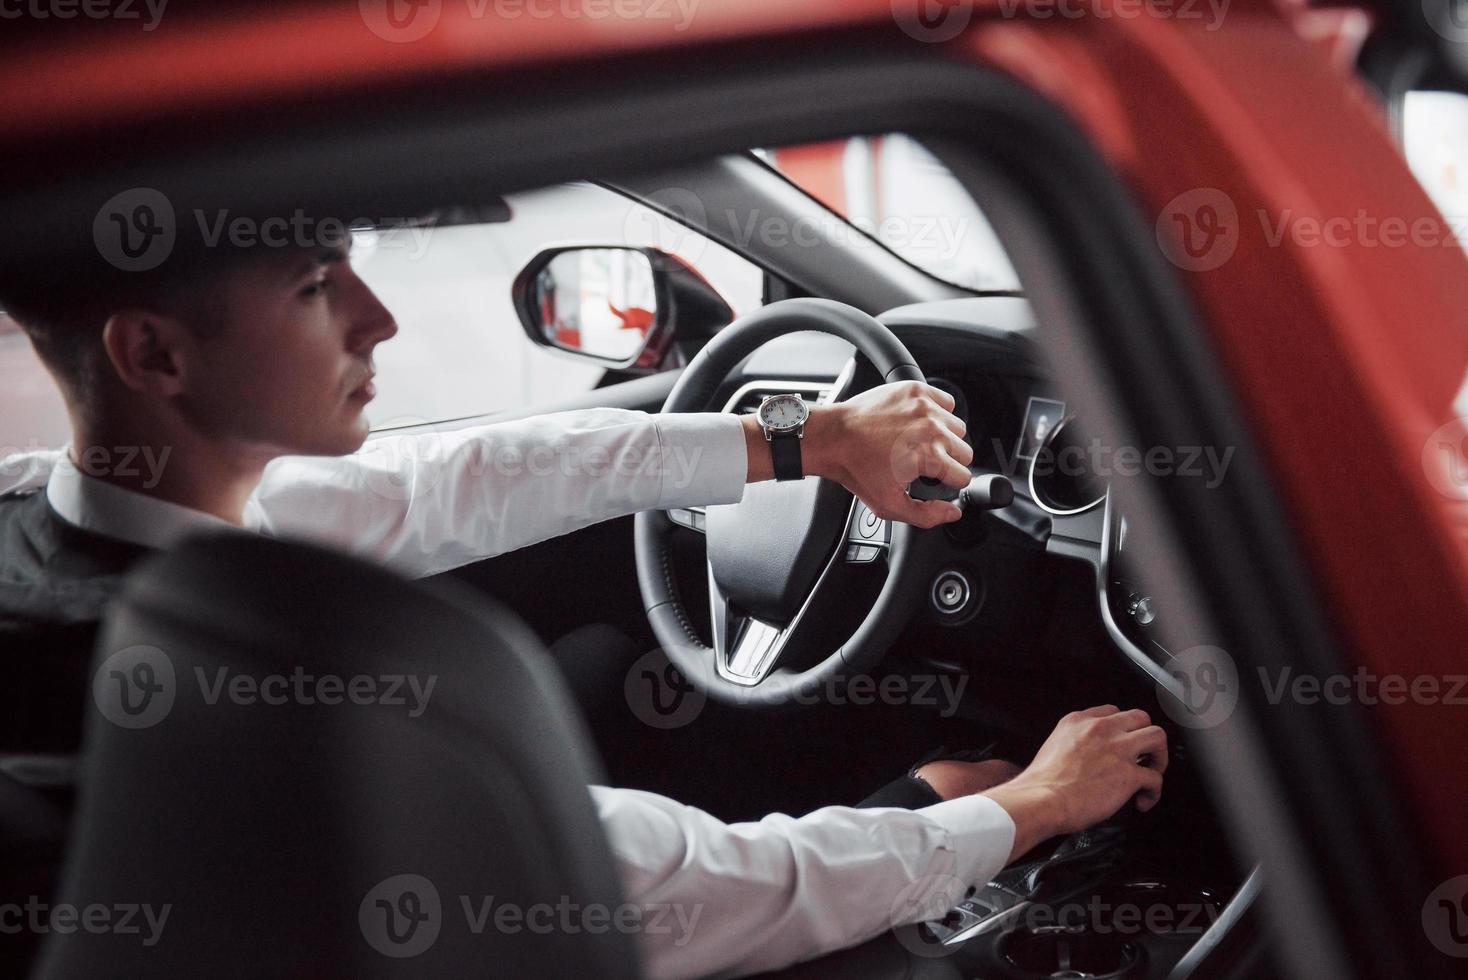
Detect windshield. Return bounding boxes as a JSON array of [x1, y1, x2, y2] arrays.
[[760, 134, 1021, 292]]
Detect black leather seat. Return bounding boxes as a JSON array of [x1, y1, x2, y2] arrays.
[[33, 533, 642, 978]]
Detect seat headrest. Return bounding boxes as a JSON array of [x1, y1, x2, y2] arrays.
[[36, 532, 642, 979]]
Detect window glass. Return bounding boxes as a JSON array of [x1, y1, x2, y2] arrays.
[[761, 134, 1020, 291], [1403, 90, 1468, 253], [0, 315, 68, 454], [352, 181, 763, 429]]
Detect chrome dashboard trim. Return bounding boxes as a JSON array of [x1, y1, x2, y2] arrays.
[[1097, 492, 1186, 700]]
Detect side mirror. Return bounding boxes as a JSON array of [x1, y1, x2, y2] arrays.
[[511, 246, 734, 371]]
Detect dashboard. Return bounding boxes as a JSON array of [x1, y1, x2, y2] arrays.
[[703, 295, 1190, 695]]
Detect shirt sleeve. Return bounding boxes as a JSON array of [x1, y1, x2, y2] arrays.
[[246, 409, 747, 577], [591, 785, 1016, 979]]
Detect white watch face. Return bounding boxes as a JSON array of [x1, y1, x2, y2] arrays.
[[759, 394, 808, 432]]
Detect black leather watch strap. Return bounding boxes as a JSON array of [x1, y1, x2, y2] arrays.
[[770, 434, 803, 481]]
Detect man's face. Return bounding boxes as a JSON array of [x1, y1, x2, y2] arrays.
[[177, 244, 398, 458]]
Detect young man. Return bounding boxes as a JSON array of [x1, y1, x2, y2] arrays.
[[0, 230, 1167, 977]]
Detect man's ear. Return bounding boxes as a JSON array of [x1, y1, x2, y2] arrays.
[[100, 310, 194, 397]]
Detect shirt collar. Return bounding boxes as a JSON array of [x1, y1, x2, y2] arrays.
[[45, 450, 238, 551]]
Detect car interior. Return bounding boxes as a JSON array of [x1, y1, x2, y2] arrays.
[[2, 35, 1454, 980]]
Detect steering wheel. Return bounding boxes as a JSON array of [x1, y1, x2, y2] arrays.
[[634, 298, 944, 707]]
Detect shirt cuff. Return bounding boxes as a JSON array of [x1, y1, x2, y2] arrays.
[[918, 794, 1017, 888], [653, 412, 747, 509]]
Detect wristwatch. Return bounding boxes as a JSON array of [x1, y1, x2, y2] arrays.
[[756, 393, 810, 481]]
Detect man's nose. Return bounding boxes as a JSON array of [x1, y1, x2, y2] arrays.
[[346, 280, 399, 353]]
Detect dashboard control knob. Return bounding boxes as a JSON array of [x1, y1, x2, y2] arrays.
[[1127, 595, 1157, 627]]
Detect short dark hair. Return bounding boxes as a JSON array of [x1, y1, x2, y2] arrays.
[[2, 202, 399, 408], [0, 250, 224, 408]]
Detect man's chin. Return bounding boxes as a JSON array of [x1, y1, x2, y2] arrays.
[[286, 421, 372, 458]]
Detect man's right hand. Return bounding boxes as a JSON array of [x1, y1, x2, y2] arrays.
[[982, 705, 1169, 862]]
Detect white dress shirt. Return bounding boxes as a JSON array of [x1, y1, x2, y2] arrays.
[[2, 408, 1017, 978]]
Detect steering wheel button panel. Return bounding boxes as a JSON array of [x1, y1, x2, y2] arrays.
[[667, 507, 706, 532]]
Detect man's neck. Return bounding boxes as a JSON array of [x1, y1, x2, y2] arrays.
[[69, 420, 272, 527]]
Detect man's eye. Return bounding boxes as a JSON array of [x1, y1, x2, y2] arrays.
[[299, 277, 330, 298]]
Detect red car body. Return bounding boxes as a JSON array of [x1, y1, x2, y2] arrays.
[[3, 0, 1464, 971]]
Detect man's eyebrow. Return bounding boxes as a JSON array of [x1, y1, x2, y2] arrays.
[[287, 243, 351, 280]]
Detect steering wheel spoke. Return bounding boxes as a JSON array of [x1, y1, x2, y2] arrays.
[[708, 496, 861, 686], [708, 564, 791, 685]]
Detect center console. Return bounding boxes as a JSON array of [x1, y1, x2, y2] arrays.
[[909, 824, 1235, 979]]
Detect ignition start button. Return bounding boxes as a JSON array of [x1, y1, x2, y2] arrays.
[[931, 570, 971, 614]]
